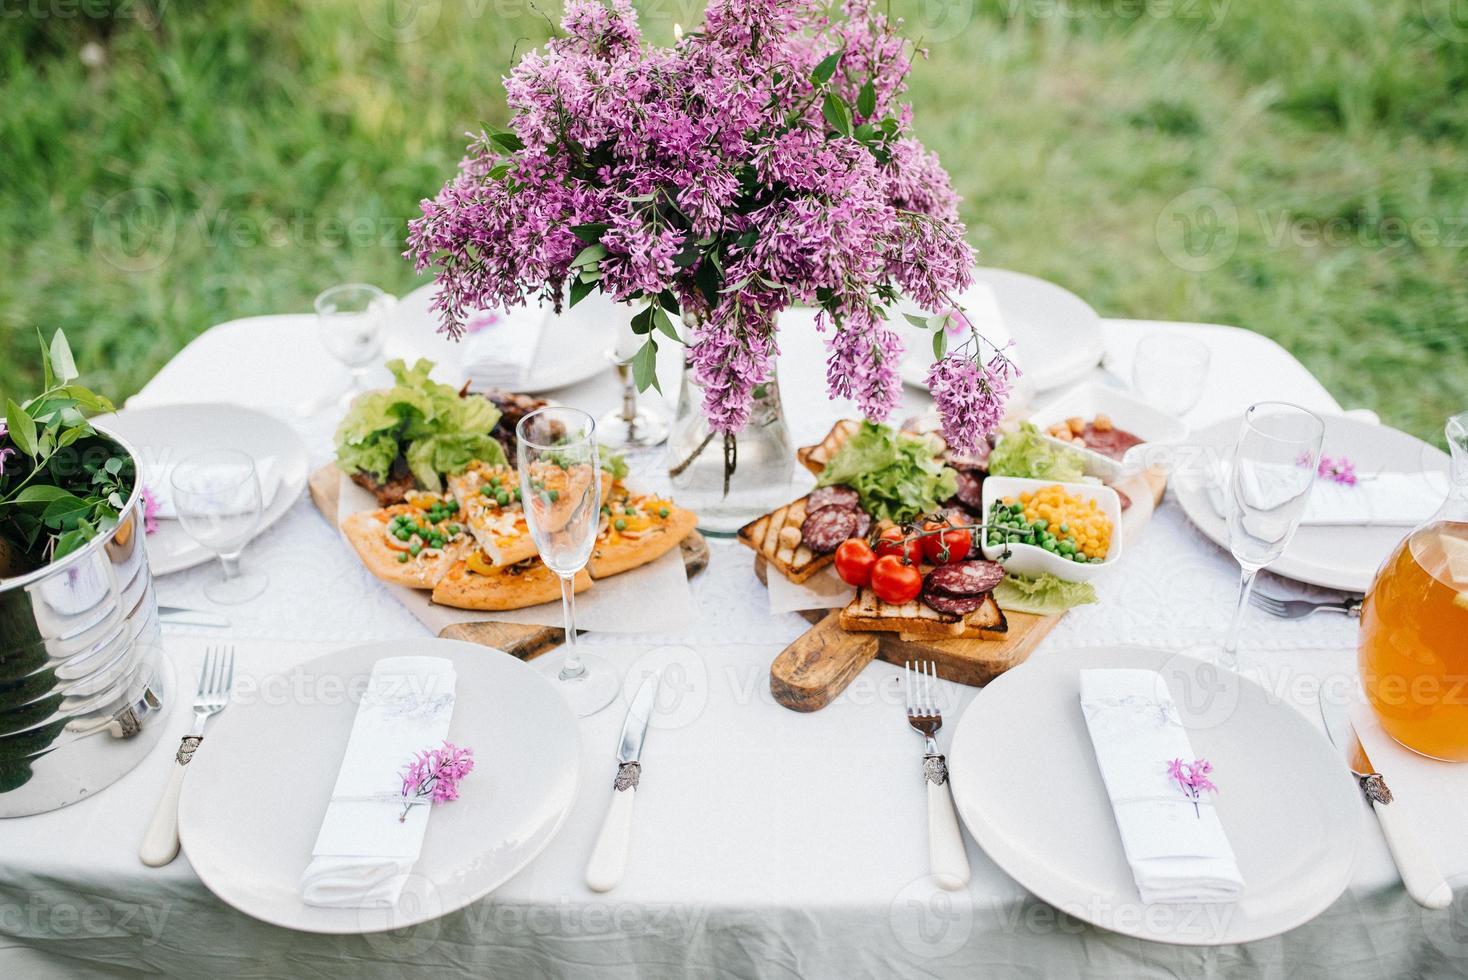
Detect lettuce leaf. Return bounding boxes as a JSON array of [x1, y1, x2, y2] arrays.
[[988, 422, 1086, 482], [334, 358, 504, 491], [992, 572, 1098, 615], [816, 422, 958, 522], [600, 451, 629, 481]]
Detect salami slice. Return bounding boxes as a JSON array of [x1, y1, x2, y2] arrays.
[[1115, 488, 1132, 511], [921, 589, 990, 616], [924, 559, 1006, 597], [850, 508, 871, 540], [808, 484, 860, 512], [954, 470, 984, 511], [800, 505, 859, 554]]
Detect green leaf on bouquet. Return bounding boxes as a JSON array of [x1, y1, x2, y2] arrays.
[[822, 93, 851, 137], [486, 129, 524, 154], [487, 162, 511, 181], [811, 50, 842, 84], [571, 243, 606, 268], [571, 222, 608, 244], [630, 305, 653, 335], [569, 275, 596, 308], [658, 290, 680, 316], [632, 338, 661, 395], [932, 328, 947, 361], [651, 306, 682, 344], [858, 81, 876, 118], [903, 313, 930, 331], [5, 400, 37, 457]]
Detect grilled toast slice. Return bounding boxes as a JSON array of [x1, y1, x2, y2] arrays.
[[736, 496, 833, 583], [896, 593, 1008, 641], [797, 420, 862, 476], [839, 587, 968, 639]]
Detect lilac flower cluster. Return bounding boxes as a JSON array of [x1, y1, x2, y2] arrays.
[[1167, 757, 1217, 818], [1317, 455, 1358, 486], [406, 0, 1009, 446], [399, 741, 476, 822]]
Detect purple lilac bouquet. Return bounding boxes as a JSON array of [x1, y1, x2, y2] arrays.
[[406, 0, 1012, 452], [398, 742, 475, 822]]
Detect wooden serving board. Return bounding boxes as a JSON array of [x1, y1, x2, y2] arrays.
[[765, 468, 1167, 711], [308, 463, 709, 661]]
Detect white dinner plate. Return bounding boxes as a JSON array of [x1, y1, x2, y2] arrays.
[[900, 267, 1104, 393], [948, 645, 1361, 946], [388, 282, 623, 394], [177, 638, 580, 934], [95, 403, 309, 576], [1172, 414, 1450, 593]]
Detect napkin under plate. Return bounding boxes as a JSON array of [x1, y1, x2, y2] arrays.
[[145, 455, 282, 519], [1079, 668, 1245, 904], [300, 656, 457, 909]]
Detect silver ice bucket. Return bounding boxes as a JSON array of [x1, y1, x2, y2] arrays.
[[0, 425, 169, 817]]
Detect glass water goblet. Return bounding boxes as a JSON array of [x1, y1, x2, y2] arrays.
[[1132, 334, 1211, 417], [314, 283, 394, 411], [171, 449, 268, 604], [516, 407, 618, 716], [1216, 402, 1325, 666]]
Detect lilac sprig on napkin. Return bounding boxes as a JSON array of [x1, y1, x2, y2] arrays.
[[1167, 758, 1217, 818], [399, 742, 475, 822]]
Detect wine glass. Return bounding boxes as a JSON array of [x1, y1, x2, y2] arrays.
[[1216, 402, 1325, 665], [171, 449, 268, 604], [1132, 334, 1211, 416], [516, 407, 618, 715], [314, 283, 394, 410], [598, 318, 669, 450]]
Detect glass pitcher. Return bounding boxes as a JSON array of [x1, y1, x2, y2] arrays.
[[1358, 411, 1468, 761]]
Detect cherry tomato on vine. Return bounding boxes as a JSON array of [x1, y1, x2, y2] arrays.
[[870, 555, 923, 604], [873, 525, 920, 563], [834, 538, 878, 588], [920, 522, 973, 565]]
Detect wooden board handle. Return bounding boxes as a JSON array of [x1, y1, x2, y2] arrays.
[[770, 610, 880, 712]]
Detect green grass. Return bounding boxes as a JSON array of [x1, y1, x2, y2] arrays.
[[2, 0, 1465, 444]]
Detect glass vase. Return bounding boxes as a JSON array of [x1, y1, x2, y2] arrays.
[[667, 355, 794, 537]]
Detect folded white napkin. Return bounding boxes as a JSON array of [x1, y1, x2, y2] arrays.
[[146, 455, 281, 519], [300, 656, 458, 909], [1206, 461, 1440, 527], [463, 308, 543, 388], [1079, 669, 1245, 904]]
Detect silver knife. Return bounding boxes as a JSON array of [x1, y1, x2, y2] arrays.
[[1319, 698, 1452, 909], [585, 670, 660, 892], [158, 606, 230, 628]]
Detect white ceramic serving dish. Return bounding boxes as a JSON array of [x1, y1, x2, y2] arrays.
[[1025, 383, 1190, 481], [980, 475, 1123, 582]]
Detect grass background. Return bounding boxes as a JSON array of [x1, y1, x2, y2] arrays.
[[2, 0, 1465, 443]]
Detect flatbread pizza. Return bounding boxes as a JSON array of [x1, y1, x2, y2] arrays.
[[341, 496, 476, 589], [447, 462, 538, 567], [588, 486, 698, 579], [431, 552, 593, 611]]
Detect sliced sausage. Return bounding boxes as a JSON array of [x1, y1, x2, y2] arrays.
[[922, 589, 991, 616], [925, 559, 1006, 597], [850, 508, 871, 540], [800, 505, 859, 554], [808, 485, 861, 512], [953, 470, 984, 511]]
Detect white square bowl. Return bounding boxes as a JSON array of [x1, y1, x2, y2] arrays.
[[1024, 383, 1189, 481], [979, 475, 1123, 583]]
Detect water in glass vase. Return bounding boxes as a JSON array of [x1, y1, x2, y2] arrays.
[[668, 365, 794, 536]]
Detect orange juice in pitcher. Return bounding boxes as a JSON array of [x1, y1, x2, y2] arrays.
[[1358, 413, 1468, 761]]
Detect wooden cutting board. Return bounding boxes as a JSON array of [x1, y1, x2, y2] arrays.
[[308, 463, 709, 661], [765, 468, 1167, 711]]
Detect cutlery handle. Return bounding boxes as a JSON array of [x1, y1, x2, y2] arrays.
[[585, 785, 637, 893], [1373, 797, 1452, 909], [925, 757, 971, 891], [140, 761, 189, 867]]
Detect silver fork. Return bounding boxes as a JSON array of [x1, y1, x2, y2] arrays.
[[1250, 591, 1363, 621], [904, 661, 971, 890], [140, 646, 235, 867]]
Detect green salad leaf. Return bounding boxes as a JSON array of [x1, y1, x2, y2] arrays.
[[992, 572, 1098, 615], [815, 422, 957, 522], [334, 358, 506, 491], [988, 422, 1086, 482], [600, 451, 629, 481]]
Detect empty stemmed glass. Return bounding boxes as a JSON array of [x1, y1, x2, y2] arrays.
[[1215, 402, 1325, 666], [516, 407, 618, 715], [171, 449, 268, 604], [313, 283, 394, 411]]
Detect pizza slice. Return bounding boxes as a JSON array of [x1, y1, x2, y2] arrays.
[[431, 552, 593, 611], [447, 461, 539, 567], [587, 484, 698, 579], [341, 493, 477, 589]]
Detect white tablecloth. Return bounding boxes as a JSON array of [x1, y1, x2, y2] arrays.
[[2, 289, 1460, 978]]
